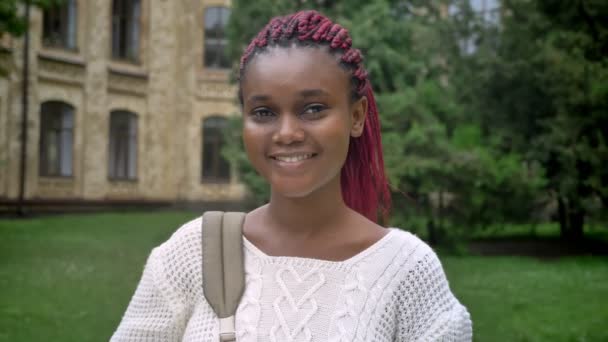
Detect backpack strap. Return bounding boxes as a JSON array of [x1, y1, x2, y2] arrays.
[[202, 211, 246, 342]]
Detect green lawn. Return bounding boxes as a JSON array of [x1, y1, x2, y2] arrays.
[[0, 211, 197, 342], [444, 256, 608, 341], [1, 212, 607, 341]]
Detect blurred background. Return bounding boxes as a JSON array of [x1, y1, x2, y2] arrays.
[[0, 0, 606, 341]]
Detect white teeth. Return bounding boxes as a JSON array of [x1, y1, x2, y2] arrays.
[[274, 154, 313, 163]]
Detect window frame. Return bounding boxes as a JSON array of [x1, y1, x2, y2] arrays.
[[42, 0, 78, 51], [111, 0, 142, 63], [108, 110, 139, 181], [39, 101, 75, 178], [203, 6, 231, 69], [201, 116, 231, 183]]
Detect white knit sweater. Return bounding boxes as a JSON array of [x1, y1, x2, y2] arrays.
[[111, 217, 472, 341]]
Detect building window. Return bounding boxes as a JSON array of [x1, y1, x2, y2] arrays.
[[42, 0, 77, 50], [204, 7, 230, 69], [202, 116, 230, 183], [39, 101, 74, 177], [112, 0, 141, 62], [109, 110, 138, 180]]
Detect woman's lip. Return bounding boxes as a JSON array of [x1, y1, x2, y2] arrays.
[[268, 153, 318, 161], [269, 152, 317, 157], [269, 154, 318, 169]]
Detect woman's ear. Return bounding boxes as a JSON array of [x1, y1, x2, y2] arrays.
[[350, 96, 368, 137]]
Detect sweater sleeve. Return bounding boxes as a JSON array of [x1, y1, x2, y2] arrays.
[[111, 218, 204, 342], [395, 243, 472, 342], [110, 248, 189, 342]]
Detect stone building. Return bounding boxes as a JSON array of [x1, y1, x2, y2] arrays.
[[0, 0, 247, 212]]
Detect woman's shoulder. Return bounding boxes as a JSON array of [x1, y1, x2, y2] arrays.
[[385, 228, 437, 262], [384, 228, 459, 309], [146, 216, 204, 300], [375, 228, 447, 283], [155, 216, 203, 258], [386, 229, 472, 340], [151, 216, 203, 280], [353, 228, 439, 280]]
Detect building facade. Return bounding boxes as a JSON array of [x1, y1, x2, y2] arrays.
[[0, 0, 247, 211]]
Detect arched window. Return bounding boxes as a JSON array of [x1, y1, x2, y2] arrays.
[[202, 116, 230, 183], [39, 101, 74, 177], [112, 0, 141, 62], [109, 110, 138, 180], [42, 0, 77, 50], [203, 7, 231, 69]]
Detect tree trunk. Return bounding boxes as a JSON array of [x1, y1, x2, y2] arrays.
[[569, 209, 585, 240], [558, 196, 585, 240]]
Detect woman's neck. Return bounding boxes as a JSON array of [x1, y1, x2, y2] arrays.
[[243, 178, 386, 261], [264, 181, 350, 240]]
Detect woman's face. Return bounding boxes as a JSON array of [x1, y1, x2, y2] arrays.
[[241, 47, 367, 199]]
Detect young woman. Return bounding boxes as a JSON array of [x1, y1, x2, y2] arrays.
[[112, 10, 471, 341]]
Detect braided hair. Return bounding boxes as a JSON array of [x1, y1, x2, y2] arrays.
[[239, 10, 391, 224]]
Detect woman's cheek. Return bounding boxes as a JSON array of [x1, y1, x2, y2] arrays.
[[242, 127, 267, 175]]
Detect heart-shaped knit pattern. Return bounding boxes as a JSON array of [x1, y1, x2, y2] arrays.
[[270, 266, 326, 342]]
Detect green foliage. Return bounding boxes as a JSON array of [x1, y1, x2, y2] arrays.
[[0, 0, 64, 37], [463, 0, 608, 238], [0, 0, 65, 76], [0, 0, 27, 36]]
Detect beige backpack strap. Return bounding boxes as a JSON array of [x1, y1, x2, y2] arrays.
[[202, 211, 246, 342]]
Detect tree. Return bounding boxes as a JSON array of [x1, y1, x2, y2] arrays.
[[463, 0, 608, 239], [537, 0, 608, 238]]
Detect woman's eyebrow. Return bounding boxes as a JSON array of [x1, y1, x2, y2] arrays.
[[247, 94, 271, 104], [299, 89, 329, 98], [247, 90, 328, 104]]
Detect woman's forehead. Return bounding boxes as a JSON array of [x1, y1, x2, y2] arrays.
[[241, 46, 351, 100]]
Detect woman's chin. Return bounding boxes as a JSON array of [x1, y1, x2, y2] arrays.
[[269, 181, 319, 199], [267, 171, 341, 201], [271, 187, 314, 199]]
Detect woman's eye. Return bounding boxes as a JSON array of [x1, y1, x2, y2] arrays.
[[301, 104, 326, 120], [251, 108, 275, 122]]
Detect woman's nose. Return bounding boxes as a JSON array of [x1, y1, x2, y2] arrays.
[[272, 114, 305, 145]]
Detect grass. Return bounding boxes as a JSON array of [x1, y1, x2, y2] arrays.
[[0, 211, 198, 342], [1, 211, 607, 341], [444, 256, 608, 342]]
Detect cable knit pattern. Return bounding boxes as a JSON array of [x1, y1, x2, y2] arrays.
[[111, 217, 472, 341], [235, 250, 263, 341], [270, 265, 325, 341]]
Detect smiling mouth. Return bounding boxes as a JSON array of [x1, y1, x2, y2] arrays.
[[270, 153, 317, 163]]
